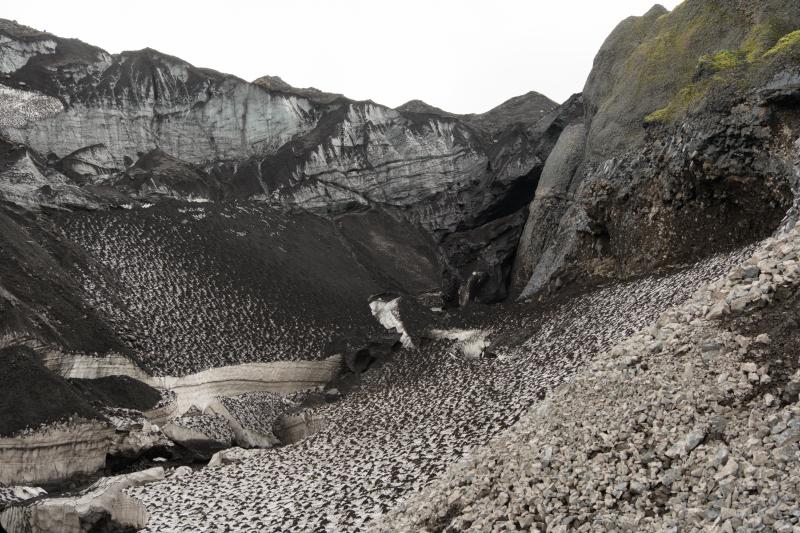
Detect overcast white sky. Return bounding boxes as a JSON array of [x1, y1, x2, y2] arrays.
[[5, 0, 681, 113]]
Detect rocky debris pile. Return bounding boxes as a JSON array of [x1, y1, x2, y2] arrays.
[[127, 247, 750, 531], [374, 223, 800, 532], [103, 408, 172, 460]]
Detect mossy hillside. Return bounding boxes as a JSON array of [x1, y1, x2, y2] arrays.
[[740, 18, 797, 61], [765, 29, 800, 57], [645, 25, 800, 124], [625, 1, 742, 100], [697, 50, 743, 72], [584, 0, 800, 157], [585, 0, 750, 158], [644, 80, 712, 123]]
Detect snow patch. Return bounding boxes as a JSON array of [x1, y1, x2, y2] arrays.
[[369, 297, 413, 348], [431, 328, 491, 358]]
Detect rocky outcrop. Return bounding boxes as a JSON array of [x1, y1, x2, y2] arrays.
[[252, 75, 344, 105], [513, 123, 586, 296], [397, 91, 557, 140], [511, 94, 586, 295], [108, 416, 172, 461], [513, 2, 800, 299], [460, 92, 558, 140], [0, 136, 100, 209], [1, 41, 316, 168], [582, 0, 800, 160]]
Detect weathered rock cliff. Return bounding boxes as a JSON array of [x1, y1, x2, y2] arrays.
[[0, 17, 560, 303], [514, 0, 800, 298]]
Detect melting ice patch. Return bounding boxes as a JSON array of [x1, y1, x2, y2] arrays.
[[431, 328, 492, 359], [369, 297, 413, 348]]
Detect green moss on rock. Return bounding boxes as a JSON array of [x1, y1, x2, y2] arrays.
[[642, 19, 800, 125], [644, 80, 711, 124], [585, 1, 800, 156], [740, 20, 793, 61], [697, 50, 743, 72], [765, 29, 800, 57]]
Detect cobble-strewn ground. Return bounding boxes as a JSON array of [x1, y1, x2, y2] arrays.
[[375, 225, 800, 532]]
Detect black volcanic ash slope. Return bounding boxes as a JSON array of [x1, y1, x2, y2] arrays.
[[55, 203, 439, 375], [0, 202, 124, 354], [0, 346, 102, 437]]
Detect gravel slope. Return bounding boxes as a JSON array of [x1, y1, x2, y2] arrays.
[[374, 224, 800, 532]]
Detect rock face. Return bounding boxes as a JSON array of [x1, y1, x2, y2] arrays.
[[511, 96, 586, 294], [513, 0, 800, 298], [583, 0, 800, 159]]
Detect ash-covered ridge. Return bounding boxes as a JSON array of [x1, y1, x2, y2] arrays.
[[0, 18, 560, 303]]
